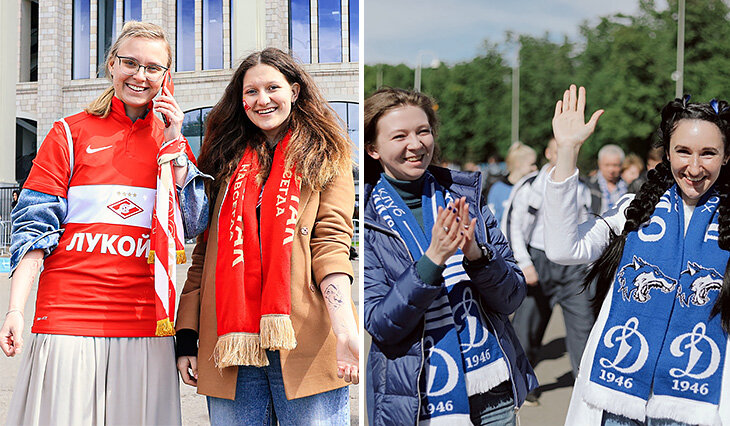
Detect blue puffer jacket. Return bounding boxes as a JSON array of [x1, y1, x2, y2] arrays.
[[364, 166, 538, 425]]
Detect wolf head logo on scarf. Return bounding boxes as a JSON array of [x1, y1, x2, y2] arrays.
[[678, 261, 723, 307], [618, 256, 677, 303]]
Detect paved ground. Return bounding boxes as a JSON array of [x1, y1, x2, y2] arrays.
[[0, 246, 360, 425], [364, 305, 575, 425], [0, 241, 575, 425]]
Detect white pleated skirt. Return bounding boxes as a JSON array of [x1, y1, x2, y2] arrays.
[[6, 333, 181, 426]]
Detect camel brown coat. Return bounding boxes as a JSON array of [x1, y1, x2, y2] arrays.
[[176, 170, 355, 400]]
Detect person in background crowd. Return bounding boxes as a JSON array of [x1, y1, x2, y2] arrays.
[[545, 85, 730, 425], [486, 142, 537, 225], [620, 153, 645, 187], [504, 137, 595, 406], [586, 144, 628, 213], [11, 190, 19, 209], [627, 146, 664, 193], [1, 21, 208, 425], [364, 87, 536, 425], [175, 48, 359, 426], [482, 153, 508, 196], [463, 161, 482, 172]]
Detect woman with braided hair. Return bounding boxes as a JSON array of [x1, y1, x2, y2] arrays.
[[544, 84, 730, 426]]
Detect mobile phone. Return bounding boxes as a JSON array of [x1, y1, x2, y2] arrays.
[[157, 72, 175, 128]]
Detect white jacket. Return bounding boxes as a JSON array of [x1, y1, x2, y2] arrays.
[[503, 164, 592, 270]]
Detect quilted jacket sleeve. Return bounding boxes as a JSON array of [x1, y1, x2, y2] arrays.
[[363, 226, 444, 348], [463, 205, 527, 315]]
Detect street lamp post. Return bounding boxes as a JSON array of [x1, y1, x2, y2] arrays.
[[414, 51, 439, 92], [675, 0, 685, 98], [511, 62, 520, 143]]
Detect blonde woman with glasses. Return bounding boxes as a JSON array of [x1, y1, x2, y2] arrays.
[[2, 21, 208, 425]]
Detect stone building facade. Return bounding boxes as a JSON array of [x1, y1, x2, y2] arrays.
[[4, 0, 359, 186]]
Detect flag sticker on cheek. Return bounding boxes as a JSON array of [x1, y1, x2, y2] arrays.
[[243, 99, 252, 112]]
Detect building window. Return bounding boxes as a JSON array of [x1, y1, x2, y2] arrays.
[[318, 0, 341, 63], [72, 0, 91, 79], [19, 0, 38, 82], [203, 0, 224, 70], [329, 101, 359, 153], [16, 118, 37, 184], [176, 0, 196, 71], [97, 0, 116, 78], [349, 0, 358, 62], [124, 0, 142, 22], [182, 107, 213, 158], [289, 0, 310, 64]]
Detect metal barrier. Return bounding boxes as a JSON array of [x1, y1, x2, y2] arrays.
[[0, 186, 20, 255], [0, 221, 9, 256]]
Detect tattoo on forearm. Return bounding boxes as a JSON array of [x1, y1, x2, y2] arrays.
[[324, 284, 344, 309]]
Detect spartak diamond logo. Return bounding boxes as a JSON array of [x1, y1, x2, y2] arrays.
[[108, 198, 143, 219]]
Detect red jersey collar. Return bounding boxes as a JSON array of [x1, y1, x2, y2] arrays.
[[110, 95, 155, 128]]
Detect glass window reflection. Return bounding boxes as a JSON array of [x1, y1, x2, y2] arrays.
[[289, 0, 311, 64], [176, 0, 195, 71], [318, 0, 342, 63], [330, 101, 359, 161], [348, 102, 359, 146], [203, 0, 223, 70], [124, 0, 142, 22], [97, 0, 116, 78], [349, 0, 358, 62], [182, 107, 213, 158], [73, 0, 90, 79]]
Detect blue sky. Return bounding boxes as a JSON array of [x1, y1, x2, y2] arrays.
[[364, 0, 670, 65]]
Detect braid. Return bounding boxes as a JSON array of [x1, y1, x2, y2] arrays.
[[709, 100, 730, 332], [585, 97, 730, 320], [584, 161, 674, 315], [712, 163, 730, 332]]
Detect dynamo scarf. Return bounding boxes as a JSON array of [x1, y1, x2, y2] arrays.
[[372, 171, 510, 425], [585, 185, 728, 425]]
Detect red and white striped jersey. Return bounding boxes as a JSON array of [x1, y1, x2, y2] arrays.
[[24, 97, 192, 337]]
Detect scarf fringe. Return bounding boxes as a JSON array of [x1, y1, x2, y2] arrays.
[[147, 250, 187, 265], [646, 394, 720, 426], [259, 315, 297, 350], [213, 333, 269, 369], [418, 413, 473, 425], [464, 357, 510, 395], [582, 380, 647, 422], [155, 318, 176, 336]]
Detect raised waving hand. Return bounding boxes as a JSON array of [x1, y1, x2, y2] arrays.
[[552, 85, 604, 182]]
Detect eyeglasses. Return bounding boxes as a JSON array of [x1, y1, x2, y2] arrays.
[[115, 55, 169, 81]]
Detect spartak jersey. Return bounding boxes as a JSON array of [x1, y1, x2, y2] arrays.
[[24, 96, 194, 337]]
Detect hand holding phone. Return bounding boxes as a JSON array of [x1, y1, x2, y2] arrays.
[[157, 72, 175, 128]]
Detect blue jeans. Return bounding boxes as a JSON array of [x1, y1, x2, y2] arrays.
[[601, 411, 690, 426], [468, 381, 516, 426], [207, 350, 349, 426]]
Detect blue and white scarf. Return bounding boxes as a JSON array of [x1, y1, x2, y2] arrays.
[[586, 185, 728, 425], [372, 172, 510, 425]]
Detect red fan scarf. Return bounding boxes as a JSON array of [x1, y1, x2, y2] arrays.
[[214, 131, 301, 368], [148, 136, 188, 336]]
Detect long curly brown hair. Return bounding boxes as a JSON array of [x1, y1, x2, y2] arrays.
[[197, 48, 352, 198]]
